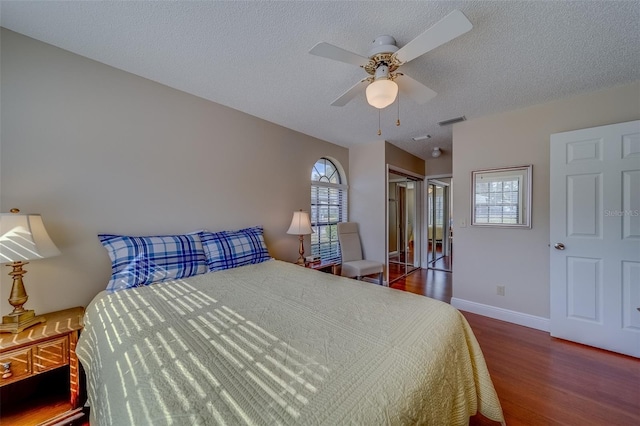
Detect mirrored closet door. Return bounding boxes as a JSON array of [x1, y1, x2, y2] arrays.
[[388, 170, 421, 283], [426, 178, 452, 271]]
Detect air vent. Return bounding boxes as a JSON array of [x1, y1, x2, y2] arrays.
[[412, 135, 431, 141], [438, 115, 466, 126]]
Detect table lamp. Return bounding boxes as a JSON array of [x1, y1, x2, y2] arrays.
[[0, 209, 61, 333], [286, 210, 313, 265]]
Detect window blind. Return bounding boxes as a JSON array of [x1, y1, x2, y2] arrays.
[[310, 181, 347, 263], [474, 176, 521, 224]]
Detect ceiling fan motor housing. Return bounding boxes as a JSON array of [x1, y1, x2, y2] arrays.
[[368, 35, 399, 57], [374, 64, 391, 80]]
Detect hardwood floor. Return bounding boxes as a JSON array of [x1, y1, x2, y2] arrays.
[[390, 267, 452, 303], [387, 261, 420, 283], [465, 311, 640, 426], [393, 268, 640, 426]]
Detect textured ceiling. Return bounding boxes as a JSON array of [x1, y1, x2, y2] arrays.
[[1, 1, 639, 160]]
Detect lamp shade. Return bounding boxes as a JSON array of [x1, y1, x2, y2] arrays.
[[366, 79, 398, 109], [0, 213, 61, 263], [286, 211, 313, 235]]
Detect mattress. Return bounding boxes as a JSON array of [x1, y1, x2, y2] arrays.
[[77, 260, 504, 425]]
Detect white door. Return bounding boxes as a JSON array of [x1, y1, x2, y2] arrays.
[[550, 120, 640, 358]]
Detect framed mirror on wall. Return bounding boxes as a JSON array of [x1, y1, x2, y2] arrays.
[[471, 165, 532, 228]]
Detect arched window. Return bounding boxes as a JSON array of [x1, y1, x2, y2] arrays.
[[310, 158, 347, 262]]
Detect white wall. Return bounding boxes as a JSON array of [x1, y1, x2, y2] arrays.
[[0, 29, 348, 315], [452, 81, 640, 322], [349, 141, 387, 265]]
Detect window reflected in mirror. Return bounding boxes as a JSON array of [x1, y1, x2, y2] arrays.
[[471, 165, 532, 228]]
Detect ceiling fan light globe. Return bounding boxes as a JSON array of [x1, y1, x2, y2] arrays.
[[366, 79, 398, 109]]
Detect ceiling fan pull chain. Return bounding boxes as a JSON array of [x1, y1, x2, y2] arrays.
[[377, 109, 382, 136], [396, 93, 401, 126]]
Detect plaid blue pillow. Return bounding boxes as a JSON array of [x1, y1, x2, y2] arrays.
[[199, 226, 270, 272], [99, 233, 208, 292]]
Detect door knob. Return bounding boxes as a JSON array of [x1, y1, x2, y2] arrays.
[[554, 243, 565, 250]]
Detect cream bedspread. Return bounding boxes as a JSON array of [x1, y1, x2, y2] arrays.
[[77, 260, 504, 425]]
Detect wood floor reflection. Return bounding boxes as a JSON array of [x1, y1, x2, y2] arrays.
[[389, 267, 452, 303]]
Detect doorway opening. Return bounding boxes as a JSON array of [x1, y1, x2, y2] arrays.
[[388, 169, 422, 284], [426, 177, 452, 272]]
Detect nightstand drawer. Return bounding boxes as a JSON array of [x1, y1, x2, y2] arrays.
[[0, 347, 33, 386], [35, 336, 68, 372]]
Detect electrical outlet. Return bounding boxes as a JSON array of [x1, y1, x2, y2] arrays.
[[497, 285, 505, 296]]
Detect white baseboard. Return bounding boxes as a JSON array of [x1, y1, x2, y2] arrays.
[[451, 297, 550, 332]]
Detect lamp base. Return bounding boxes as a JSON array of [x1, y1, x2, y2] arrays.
[[0, 310, 46, 334], [295, 235, 306, 266]]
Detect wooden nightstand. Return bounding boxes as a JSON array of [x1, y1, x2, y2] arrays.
[[0, 307, 85, 425]]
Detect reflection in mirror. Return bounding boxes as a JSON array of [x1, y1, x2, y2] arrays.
[[388, 171, 421, 283], [427, 178, 452, 272], [471, 165, 532, 228]]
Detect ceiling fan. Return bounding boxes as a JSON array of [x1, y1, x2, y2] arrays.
[[309, 10, 472, 109]]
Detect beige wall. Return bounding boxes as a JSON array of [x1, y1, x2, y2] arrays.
[[425, 154, 452, 176], [385, 142, 425, 176], [0, 29, 348, 315], [452, 81, 640, 320]]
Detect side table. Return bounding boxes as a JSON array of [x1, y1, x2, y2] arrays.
[[0, 306, 85, 424]]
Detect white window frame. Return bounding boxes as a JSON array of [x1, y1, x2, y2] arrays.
[[310, 158, 348, 262]]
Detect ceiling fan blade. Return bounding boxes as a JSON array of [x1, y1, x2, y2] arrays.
[[309, 42, 370, 67], [330, 79, 369, 106], [396, 74, 437, 105], [393, 9, 472, 64]]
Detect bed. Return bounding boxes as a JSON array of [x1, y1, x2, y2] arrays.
[[77, 229, 504, 425]]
